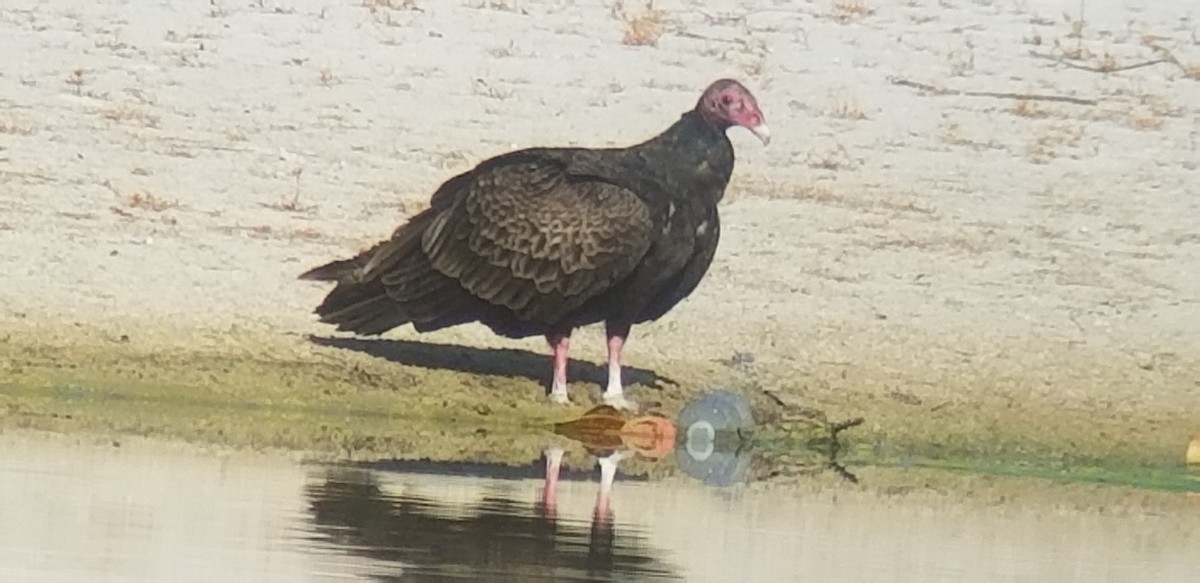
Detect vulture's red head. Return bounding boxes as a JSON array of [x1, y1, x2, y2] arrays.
[[696, 79, 770, 145]]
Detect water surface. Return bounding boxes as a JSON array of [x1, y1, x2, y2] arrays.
[[1, 437, 1197, 582]]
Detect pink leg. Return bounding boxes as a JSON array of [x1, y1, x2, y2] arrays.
[[593, 450, 627, 524], [546, 330, 572, 404], [539, 447, 564, 520], [603, 322, 636, 411]]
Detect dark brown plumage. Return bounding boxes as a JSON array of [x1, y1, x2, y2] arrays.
[[301, 79, 769, 409]]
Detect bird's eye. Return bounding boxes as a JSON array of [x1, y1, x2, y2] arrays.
[[721, 94, 734, 105]]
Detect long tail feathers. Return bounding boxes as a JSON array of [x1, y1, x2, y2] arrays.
[[298, 257, 362, 282], [300, 224, 483, 336]]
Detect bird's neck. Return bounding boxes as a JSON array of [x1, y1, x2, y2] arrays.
[[647, 110, 728, 152], [634, 111, 735, 202]]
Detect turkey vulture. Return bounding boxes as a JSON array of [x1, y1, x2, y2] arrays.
[[300, 78, 768, 410]]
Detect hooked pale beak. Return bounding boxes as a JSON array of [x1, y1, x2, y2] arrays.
[[749, 123, 770, 145]]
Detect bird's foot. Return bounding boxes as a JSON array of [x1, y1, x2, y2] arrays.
[[548, 389, 572, 406], [544, 446, 565, 469], [598, 449, 631, 467], [602, 392, 638, 412]]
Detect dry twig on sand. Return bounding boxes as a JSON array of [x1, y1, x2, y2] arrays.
[[1142, 43, 1200, 79], [1029, 43, 1198, 79], [888, 77, 1097, 106], [1028, 51, 1172, 74]]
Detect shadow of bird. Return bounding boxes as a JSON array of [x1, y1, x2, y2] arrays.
[[308, 335, 677, 393]]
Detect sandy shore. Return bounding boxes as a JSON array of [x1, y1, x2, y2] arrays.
[[1, 1, 1198, 468]]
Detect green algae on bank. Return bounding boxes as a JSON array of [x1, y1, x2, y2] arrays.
[[751, 419, 1200, 494], [1, 335, 1196, 492]]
